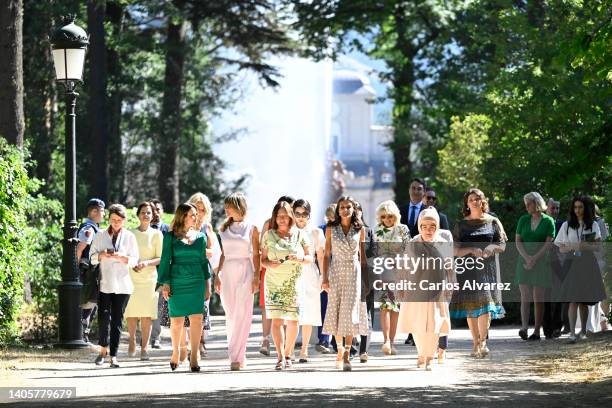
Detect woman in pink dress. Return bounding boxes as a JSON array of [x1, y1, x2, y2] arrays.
[[215, 193, 260, 371]]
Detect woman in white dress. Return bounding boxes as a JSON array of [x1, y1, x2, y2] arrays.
[[398, 208, 454, 370], [292, 199, 324, 363]]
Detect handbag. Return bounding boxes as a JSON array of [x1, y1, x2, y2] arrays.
[[80, 262, 100, 308]]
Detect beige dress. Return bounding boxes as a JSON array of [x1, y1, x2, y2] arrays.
[[397, 233, 452, 336], [124, 227, 163, 318]]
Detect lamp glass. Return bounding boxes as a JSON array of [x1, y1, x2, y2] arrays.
[[52, 48, 86, 81]]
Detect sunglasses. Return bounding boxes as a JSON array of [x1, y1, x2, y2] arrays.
[[425, 196, 437, 201], [294, 212, 309, 218]]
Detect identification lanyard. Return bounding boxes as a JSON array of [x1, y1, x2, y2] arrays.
[[112, 229, 124, 252]]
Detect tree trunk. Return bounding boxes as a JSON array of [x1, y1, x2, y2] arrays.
[[390, 6, 417, 206], [0, 0, 25, 147], [106, 1, 125, 203], [158, 15, 187, 211], [22, 1, 58, 187], [87, 0, 109, 202]]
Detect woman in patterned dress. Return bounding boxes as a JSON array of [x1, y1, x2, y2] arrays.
[[261, 201, 313, 370], [449, 188, 507, 358], [372, 200, 410, 356], [322, 196, 369, 372]]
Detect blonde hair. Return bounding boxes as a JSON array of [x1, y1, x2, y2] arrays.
[[221, 192, 248, 232], [375, 200, 401, 227], [523, 192, 547, 213], [188, 192, 213, 229]]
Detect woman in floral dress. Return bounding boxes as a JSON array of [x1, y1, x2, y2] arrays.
[[372, 200, 411, 356], [261, 201, 313, 370]]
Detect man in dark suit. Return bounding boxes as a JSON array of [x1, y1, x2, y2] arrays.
[[422, 187, 450, 231], [399, 177, 427, 237]]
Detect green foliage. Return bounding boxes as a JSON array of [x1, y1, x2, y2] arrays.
[[21, 195, 63, 342], [0, 140, 30, 345], [437, 115, 492, 193]]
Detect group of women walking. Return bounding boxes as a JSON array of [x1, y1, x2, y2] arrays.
[[89, 187, 607, 373]]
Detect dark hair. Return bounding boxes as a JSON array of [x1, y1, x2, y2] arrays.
[[107, 203, 127, 219], [410, 178, 426, 189], [568, 195, 595, 230], [270, 201, 295, 230], [149, 198, 162, 207], [292, 199, 311, 215], [170, 203, 196, 237], [462, 188, 489, 217], [354, 200, 369, 228], [329, 196, 363, 230], [425, 187, 435, 193], [136, 201, 153, 216], [277, 195, 295, 206]]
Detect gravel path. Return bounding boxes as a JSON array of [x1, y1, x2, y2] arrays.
[[1, 314, 610, 407]]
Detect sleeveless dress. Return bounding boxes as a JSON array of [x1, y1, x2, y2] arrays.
[[157, 232, 210, 317], [263, 229, 306, 321], [296, 226, 323, 326], [220, 221, 255, 364], [449, 215, 506, 319], [322, 225, 368, 337]]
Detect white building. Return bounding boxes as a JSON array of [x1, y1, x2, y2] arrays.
[[331, 69, 395, 227]]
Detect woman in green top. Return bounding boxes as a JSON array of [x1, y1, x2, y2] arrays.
[[515, 192, 556, 341], [158, 203, 212, 372]]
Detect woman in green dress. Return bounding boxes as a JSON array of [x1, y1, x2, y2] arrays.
[[158, 203, 212, 372], [515, 192, 556, 341], [261, 201, 313, 370]]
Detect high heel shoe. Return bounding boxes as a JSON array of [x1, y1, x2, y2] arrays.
[[170, 362, 178, 371], [342, 351, 352, 372], [335, 346, 345, 369], [417, 356, 425, 368], [425, 357, 433, 371], [381, 341, 392, 355], [438, 349, 446, 364], [479, 341, 489, 357], [190, 364, 201, 372]]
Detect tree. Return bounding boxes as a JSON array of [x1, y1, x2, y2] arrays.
[[87, 0, 110, 201], [291, 0, 459, 205], [437, 115, 491, 193], [155, 0, 297, 210], [0, 0, 25, 147]]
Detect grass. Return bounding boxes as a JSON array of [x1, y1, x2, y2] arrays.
[[533, 331, 612, 384]]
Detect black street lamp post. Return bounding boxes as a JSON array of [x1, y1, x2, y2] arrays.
[[50, 16, 89, 349]]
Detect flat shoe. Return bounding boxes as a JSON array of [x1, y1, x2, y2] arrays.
[[527, 333, 541, 341], [518, 329, 528, 340], [94, 354, 106, 366]]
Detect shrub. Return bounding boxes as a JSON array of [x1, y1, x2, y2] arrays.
[[0, 140, 30, 345]]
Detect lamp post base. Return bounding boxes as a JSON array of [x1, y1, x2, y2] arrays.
[[56, 280, 89, 349]]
